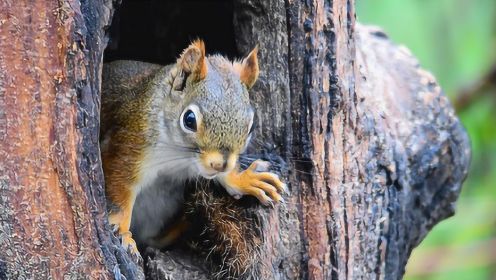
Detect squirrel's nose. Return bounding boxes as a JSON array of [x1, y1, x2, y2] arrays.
[[210, 160, 227, 172]]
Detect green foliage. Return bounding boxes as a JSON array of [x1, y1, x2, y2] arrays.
[[357, 0, 495, 95], [357, 0, 496, 278]]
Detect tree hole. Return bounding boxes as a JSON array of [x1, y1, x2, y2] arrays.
[[104, 0, 239, 64]]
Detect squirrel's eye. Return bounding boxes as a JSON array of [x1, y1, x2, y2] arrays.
[[183, 110, 197, 132]]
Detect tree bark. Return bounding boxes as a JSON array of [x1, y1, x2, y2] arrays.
[[147, 1, 470, 279], [0, 1, 470, 280], [0, 1, 143, 279]]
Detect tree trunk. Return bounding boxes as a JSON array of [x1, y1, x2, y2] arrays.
[[0, 1, 470, 280], [0, 1, 143, 279]]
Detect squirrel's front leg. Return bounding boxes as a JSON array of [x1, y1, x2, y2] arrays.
[[218, 160, 288, 206], [108, 188, 139, 255]]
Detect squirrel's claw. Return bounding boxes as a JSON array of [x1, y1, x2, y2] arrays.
[[222, 160, 287, 205], [281, 183, 290, 195], [110, 223, 119, 233], [252, 172, 286, 195], [121, 231, 141, 259], [108, 209, 141, 258]]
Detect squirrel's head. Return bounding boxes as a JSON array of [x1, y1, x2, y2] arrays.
[[170, 40, 259, 179]]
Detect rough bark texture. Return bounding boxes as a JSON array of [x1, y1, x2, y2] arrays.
[[0, 0, 470, 280], [0, 0, 143, 279], [144, 1, 470, 279]]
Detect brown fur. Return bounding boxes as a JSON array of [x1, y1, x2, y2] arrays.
[[234, 46, 259, 89], [184, 181, 263, 280], [179, 39, 207, 81], [101, 62, 158, 253]]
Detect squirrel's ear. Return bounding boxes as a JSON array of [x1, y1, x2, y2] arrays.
[[238, 46, 259, 89], [178, 39, 208, 81]]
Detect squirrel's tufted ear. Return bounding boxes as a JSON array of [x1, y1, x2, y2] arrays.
[[238, 46, 259, 89], [178, 40, 208, 81]]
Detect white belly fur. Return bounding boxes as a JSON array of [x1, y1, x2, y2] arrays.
[[130, 147, 196, 246], [131, 175, 186, 247]]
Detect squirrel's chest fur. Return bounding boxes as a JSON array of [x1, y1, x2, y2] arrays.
[[128, 121, 197, 246], [131, 175, 186, 245]]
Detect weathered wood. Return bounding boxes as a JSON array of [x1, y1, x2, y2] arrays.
[[145, 248, 209, 280], [146, 2, 470, 279], [0, 0, 143, 279], [0, 0, 470, 279]]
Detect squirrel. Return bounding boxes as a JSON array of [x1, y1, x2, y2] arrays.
[[100, 40, 287, 255]]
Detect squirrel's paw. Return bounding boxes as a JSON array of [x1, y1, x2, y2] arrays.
[[224, 160, 288, 206], [109, 213, 141, 258], [120, 231, 141, 258]]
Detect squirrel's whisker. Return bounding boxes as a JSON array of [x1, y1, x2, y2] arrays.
[[139, 156, 193, 169], [153, 142, 201, 153]]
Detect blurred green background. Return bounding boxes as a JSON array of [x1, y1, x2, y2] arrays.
[[357, 0, 496, 279]]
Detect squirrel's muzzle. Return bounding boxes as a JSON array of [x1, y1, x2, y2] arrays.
[[210, 160, 228, 172], [199, 150, 237, 176], [204, 151, 228, 172]]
